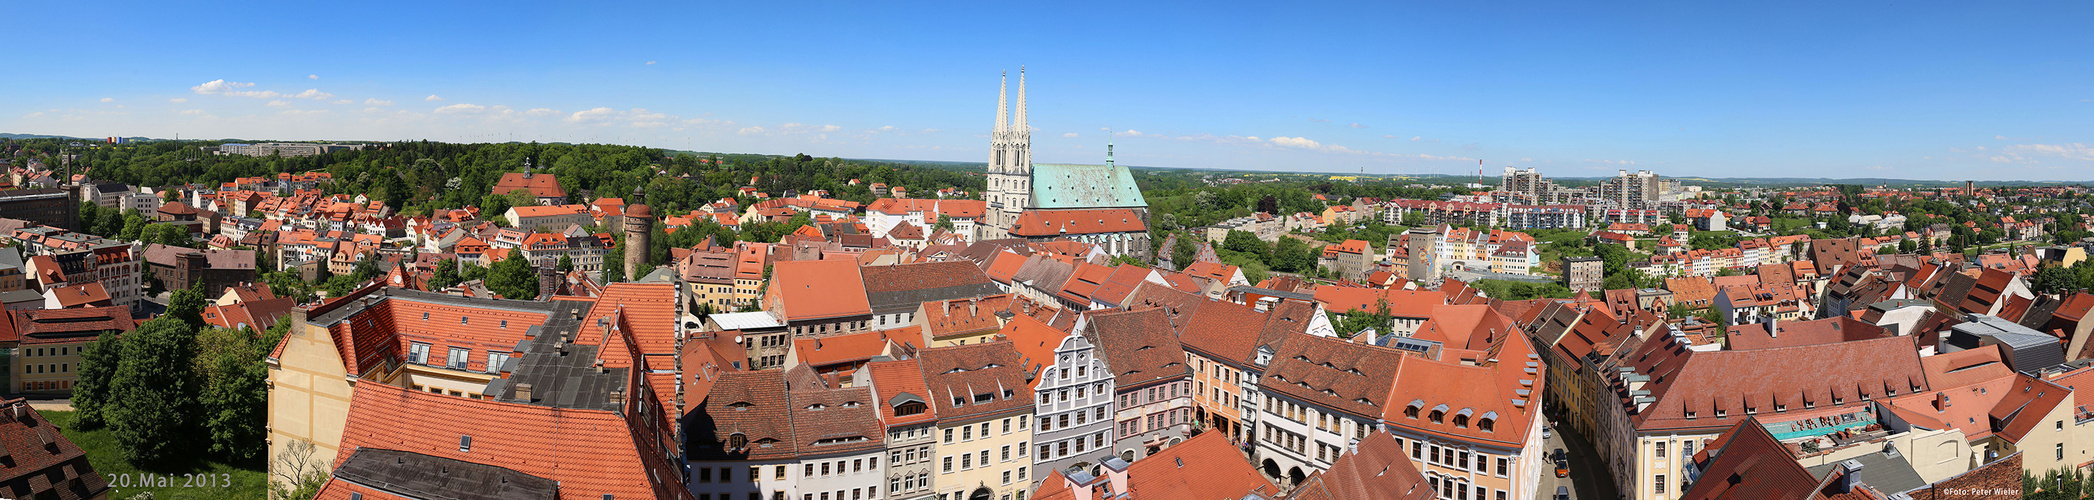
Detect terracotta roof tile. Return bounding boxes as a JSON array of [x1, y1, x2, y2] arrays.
[[916, 341, 1035, 422], [1085, 308, 1192, 390], [1123, 432, 1279, 499], [769, 259, 872, 321]]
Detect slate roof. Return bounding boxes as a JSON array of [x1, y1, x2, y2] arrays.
[[1803, 445, 1929, 495], [324, 448, 556, 500], [859, 261, 1001, 316]]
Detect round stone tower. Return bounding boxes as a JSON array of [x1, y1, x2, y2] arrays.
[[624, 186, 651, 281]]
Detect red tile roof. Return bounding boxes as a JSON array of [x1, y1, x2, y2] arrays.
[[916, 341, 1035, 422], [792, 327, 900, 368], [1085, 308, 1192, 390], [1385, 328, 1543, 447], [1678, 418, 1822, 500], [1123, 431, 1279, 499], [1725, 317, 1887, 351], [491, 172, 565, 199], [768, 259, 871, 321], [1919, 344, 2014, 389], [46, 282, 110, 308], [333, 381, 691, 500], [1009, 209, 1147, 237], [1289, 430, 1432, 500], [1263, 333, 1405, 421], [863, 358, 938, 427], [1631, 335, 1927, 433]]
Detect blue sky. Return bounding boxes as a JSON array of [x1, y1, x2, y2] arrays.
[[4, 1, 2090, 180]]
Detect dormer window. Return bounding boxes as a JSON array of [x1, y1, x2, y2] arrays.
[[1453, 415, 1470, 428], [1745, 406, 1756, 415], [1428, 410, 1444, 424], [1685, 411, 1696, 419], [1715, 409, 1727, 418], [895, 402, 926, 416], [1405, 406, 1421, 419], [1478, 418, 1494, 432], [728, 433, 747, 451]]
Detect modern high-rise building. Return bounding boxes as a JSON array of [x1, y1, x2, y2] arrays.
[[1596, 169, 1662, 210]]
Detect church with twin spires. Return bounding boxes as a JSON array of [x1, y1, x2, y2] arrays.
[[981, 69, 1153, 258]]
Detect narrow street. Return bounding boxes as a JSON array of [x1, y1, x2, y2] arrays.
[[1537, 419, 1621, 500]]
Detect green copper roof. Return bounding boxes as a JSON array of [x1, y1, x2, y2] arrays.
[[1029, 163, 1147, 209]]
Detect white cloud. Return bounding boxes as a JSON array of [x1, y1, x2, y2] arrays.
[[365, 98, 394, 106], [267, 100, 293, 108], [99, 97, 113, 103], [434, 103, 487, 114], [566, 107, 619, 123], [525, 108, 560, 117], [309, 74, 319, 80], [191, 79, 254, 94], [646, 61, 657, 65], [1308, 118, 1330, 123], [333, 99, 353, 104], [1270, 136, 1322, 149], [425, 95, 443, 102], [1348, 123, 1367, 129], [738, 126, 766, 135], [293, 89, 334, 100], [822, 125, 841, 132], [2006, 143, 2094, 161], [169, 98, 187, 103], [1063, 132, 1078, 138], [179, 109, 206, 116], [21, 112, 43, 119], [1865, 165, 1891, 170]]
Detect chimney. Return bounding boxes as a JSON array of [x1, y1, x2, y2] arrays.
[[515, 383, 533, 402], [609, 389, 624, 407], [1103, 456, 1131, 496], [969, 297, 979, 318]]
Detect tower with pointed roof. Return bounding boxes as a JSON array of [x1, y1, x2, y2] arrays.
[[985, 69, 1033, 240]]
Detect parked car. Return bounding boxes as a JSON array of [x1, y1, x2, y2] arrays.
[[1543, 427, 1552, 440], [1555, 460, 1570, 478], [1555, 486, 1570, 500], [1553, 448, 1566, 462]]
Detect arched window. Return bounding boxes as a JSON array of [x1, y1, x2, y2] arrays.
[[1428, 410, 1444, 424], [1405, 406, 1421, 419], [1477, 418, 1495, 432]]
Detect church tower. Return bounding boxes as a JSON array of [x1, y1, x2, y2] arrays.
[[985, 68, 1033, 240]]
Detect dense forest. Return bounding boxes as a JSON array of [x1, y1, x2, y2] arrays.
[[0, 139, 984, 219]]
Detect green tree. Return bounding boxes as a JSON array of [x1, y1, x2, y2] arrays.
[[601, 257, 626, 284], [2034, 266, 2080, 296], [479, 193, 512, 223], [119, 209, 147, 241], [166, 281, 208, 329], [557, 254, 575, 273], [1170, 234, 1198, 267], [935, 215, 954, 232], [108, 318, 201, 466], [72, 330, 124, 429], [461, 261, 489, 281], [430, 258, 462, 289], [196, 326, 266, 461], [487, 256, 540, 300], [1222, 230, 1270, 258]]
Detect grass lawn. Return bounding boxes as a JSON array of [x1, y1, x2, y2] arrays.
[[40, 410, 268, 500]]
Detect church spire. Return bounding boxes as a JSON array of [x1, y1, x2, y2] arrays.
[[995, 71, 1009, 134], [1014, 67, 1028, 137]]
